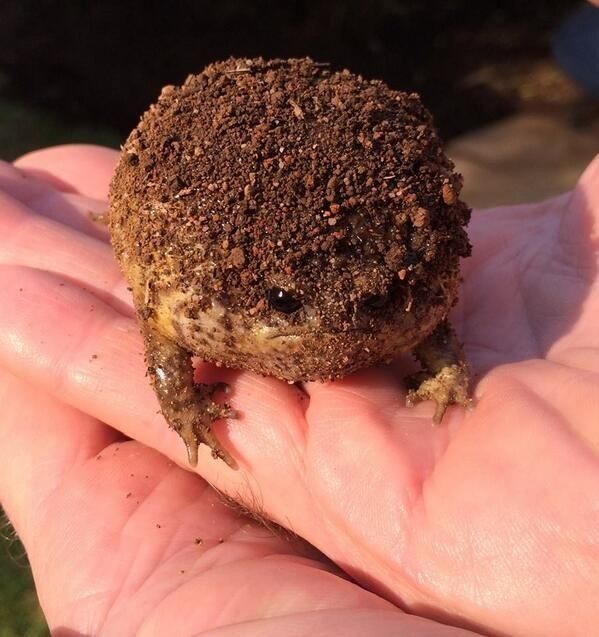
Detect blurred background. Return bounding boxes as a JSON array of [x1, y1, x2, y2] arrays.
[[0, 1, 597, 634]]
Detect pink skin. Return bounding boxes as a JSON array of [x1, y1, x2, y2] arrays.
[[0, 145, 598, 636]]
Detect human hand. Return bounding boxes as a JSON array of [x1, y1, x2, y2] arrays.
[[0, 145, 598, 636]]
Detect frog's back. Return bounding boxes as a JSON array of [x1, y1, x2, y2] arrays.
[[109, 57, 470, 328]]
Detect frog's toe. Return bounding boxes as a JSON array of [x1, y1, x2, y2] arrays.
[[405, 363, 471, 424], [178, 383, 238, 469], [192, 418, 238, 469], [179, 410, 237, 469]]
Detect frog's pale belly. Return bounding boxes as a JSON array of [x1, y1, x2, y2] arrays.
[[152, 286, 457, 382]]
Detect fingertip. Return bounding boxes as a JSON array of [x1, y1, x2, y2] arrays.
[[575, 153, 599, 191], [14, 144, 120, 200], [571, 154, 599, 231]]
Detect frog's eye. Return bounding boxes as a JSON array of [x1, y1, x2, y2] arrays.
[[267, 287, 303, 314], [362, 292, 390, 310]]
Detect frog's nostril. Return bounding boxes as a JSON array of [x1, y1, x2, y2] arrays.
[[303, 304, 317, 320]]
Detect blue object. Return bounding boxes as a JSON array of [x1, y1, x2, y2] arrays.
[[554, 4, 599, 98]]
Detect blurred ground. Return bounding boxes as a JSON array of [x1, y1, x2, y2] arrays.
[[449, 112, 599, 207], [0, 1, 597, 634], [448, 58, 599, 206]]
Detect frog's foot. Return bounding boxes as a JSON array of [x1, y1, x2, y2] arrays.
[[142, 320, 238, 469], [405, 319, 471, 423], [177, 382, 238, 469], [406, 362, 471, 423]]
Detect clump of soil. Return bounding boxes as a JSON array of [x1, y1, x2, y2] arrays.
[[111, 57, 470, 332]]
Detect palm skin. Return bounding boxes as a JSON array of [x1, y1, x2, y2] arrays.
[[0, 146, 597, 637]]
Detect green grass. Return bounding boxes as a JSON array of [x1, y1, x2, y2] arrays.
[[0, 96, 120, 161], [0, 511, 48, 637]]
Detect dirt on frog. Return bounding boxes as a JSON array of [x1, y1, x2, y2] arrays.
[[110, 57, 470, 329]]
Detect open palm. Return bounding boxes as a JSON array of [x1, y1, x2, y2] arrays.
[[0, 146, 597, 636]]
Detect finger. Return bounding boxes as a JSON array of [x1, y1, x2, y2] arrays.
[[458, 157, 599, 374], [575, 153, 599, 233], [0, 164, 110, 240], [0, 368, 120, 548], [481, 359, 599, 451], [545, 156, 599, 363], [0, 265, 179, 454], [0, 159, 60, 204], [14, 144, 119, 200], [0, 193, 130, 313], [0, 265, 310, 488], [305, 367, 407, 415], [199, 609, 481, 637], [302, 364, 459, 470], [28, 190, 110, 241], [304, 366, 458, 456]]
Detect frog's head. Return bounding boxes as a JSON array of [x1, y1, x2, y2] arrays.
[[155, 207, 466, 382]]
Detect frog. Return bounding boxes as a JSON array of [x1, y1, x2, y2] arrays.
[[108, 57, 472, 469]]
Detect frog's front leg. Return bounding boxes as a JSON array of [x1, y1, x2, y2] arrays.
[[406, 319, 471, 423], [142, 320, 237, 468]]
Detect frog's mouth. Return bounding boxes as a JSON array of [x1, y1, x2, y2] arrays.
[[264, 326, 369, 340]]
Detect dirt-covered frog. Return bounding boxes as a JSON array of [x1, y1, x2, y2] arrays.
[[109, 57, 472, 468]]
